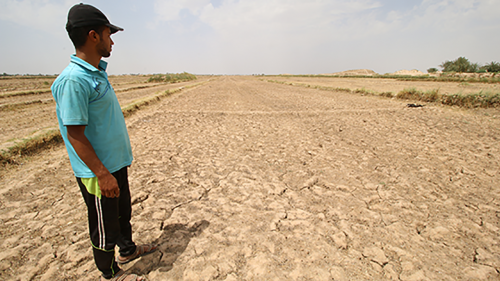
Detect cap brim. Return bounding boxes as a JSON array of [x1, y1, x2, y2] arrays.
[[107, 23, 123, 34]]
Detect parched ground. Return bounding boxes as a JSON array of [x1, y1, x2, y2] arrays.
[[1, 76, 500, 280], [268, 76, 500, 96], [0, 77, 209, 150]]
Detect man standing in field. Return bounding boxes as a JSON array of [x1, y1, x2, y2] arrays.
[[51, 4, 157, 281]]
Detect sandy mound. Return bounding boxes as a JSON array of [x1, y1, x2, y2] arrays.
[[390, 69, 426, 76], [321, 69, 378, 76]]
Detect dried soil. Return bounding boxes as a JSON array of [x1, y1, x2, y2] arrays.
[[0, 78, 209, 150], [1, 76, 500, 280], [270, 76, 500, 96]]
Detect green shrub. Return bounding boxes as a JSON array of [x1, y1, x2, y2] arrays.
[[440, 57, 478, 73], [482, 62, 500, 73]]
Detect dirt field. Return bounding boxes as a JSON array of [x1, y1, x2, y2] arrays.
[[269, 76, 500, 96], [1, 76, 500, 280], [0, 76, 210, 151]]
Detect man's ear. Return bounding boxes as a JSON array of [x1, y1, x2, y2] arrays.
[[88, 30, 100, 43]]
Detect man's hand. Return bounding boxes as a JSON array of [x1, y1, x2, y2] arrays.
[[67, 125, 120, 198], [98, 172, 120, 198]]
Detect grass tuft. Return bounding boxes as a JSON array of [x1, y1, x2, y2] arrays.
[[121, 88, 182, 117], [396, 88, 500, 108], [396, 88, 440, 102], [353, 88, 376, 95], [0, 130, 63, 165], [380, 92, 394, 98], [0, 89, 51, 99]]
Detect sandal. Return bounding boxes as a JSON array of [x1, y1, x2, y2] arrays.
[[116, 244, 158, 264], [100, 270, 145, 281]]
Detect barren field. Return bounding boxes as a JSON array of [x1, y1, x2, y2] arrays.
[[269, 76, 500, 96], [1, 76, 500, 280], [0, 76, 210, 151]]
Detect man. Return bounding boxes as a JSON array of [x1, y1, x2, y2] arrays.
[[51, 4, 157, 280]]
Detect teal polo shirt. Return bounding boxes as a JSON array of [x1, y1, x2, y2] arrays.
[[51, 55, 133, 178]]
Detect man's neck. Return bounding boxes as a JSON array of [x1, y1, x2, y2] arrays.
[[75, 49, 102, 70]]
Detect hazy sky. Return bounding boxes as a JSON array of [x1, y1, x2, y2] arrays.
[[1, 0, 499, 75]]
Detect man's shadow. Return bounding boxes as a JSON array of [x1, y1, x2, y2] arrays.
[[128, 220, 210, 275]]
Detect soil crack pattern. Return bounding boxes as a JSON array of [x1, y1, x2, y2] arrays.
[[1, 76, 500, 280]]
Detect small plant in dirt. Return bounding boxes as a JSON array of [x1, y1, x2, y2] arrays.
[[423, 89, 440, 102], [353, 87, 376, 96], [396, 88, 419, 100], [380, 92, 394, 98], [396, 88, 440, 102]]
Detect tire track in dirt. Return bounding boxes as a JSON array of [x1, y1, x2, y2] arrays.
[[1, 76, 499, 280]]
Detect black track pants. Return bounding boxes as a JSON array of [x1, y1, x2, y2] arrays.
[[76, 167, 137, 279]]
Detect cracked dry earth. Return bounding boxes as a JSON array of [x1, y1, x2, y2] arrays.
[[1, 76, 500, 280]]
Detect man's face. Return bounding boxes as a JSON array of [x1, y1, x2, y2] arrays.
[[96, 27, 113, 58]]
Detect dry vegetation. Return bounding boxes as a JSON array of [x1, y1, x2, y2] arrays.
[[267, 76, 500, 108]]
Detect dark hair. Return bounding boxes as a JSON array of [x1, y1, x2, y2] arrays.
[[68, 25, 106, 49]]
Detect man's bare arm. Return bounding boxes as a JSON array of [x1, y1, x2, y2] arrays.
[[66, 125, 120, 198]]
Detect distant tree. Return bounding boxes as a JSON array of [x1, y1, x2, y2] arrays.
[[440, 57, 476, 73], [440, 60, 454, 72], [455, 57, 472, 72], [482, 61, 500, 73], [469, 62, 479, 73], [427, 67, 438, 73]]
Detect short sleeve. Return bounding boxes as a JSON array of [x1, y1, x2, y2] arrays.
[[57, 79, 89, 126]]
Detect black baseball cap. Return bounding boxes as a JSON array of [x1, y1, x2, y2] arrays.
[[66, 3, 123, 34]]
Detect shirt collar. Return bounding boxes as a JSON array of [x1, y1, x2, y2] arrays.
[[70, 54, 108, 72]]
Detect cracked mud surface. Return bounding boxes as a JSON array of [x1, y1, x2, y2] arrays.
[[1, 76, 500, 280]]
